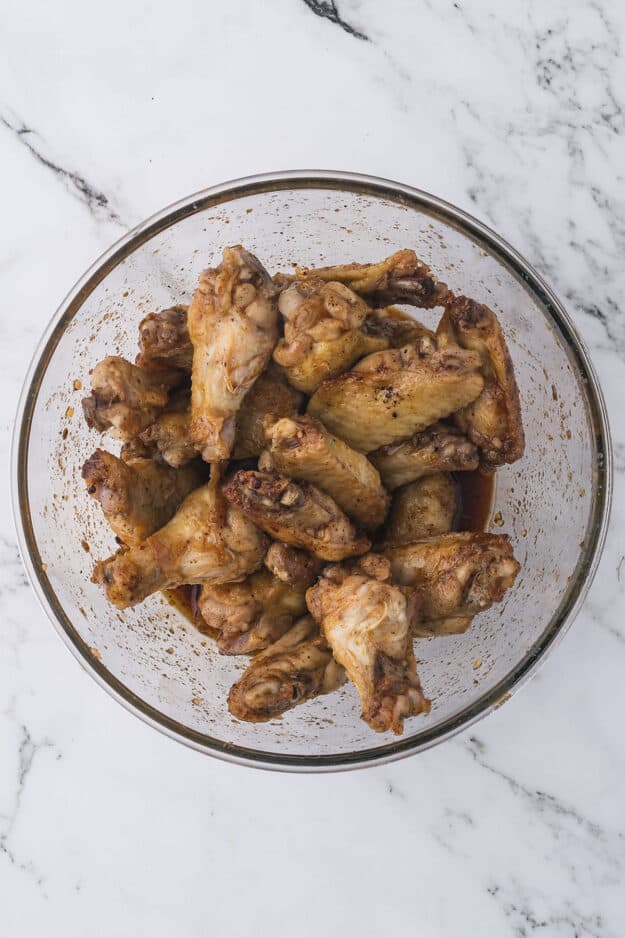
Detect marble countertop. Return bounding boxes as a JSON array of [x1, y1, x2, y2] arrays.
[[2, 1, 624, 934]]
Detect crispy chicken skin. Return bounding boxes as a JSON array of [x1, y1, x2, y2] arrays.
[[264, 542, 323, 589], [307, 339, 484, 452], [188, 246, 279, 462], [198, 568, 307, 654], [307, 557, 430, 733], [222, 470, 370, 561], [386, 532, 520, 636], [296, 249, 452, 308], [437, 296, 524, 468], [385, 473, 456, 546], [273, 279, 387, 392], [233, 362, 303, 459], [263, 414, 389, 530], [140, 407, 198, 468], [228, 616, 345, 722], [92, 476, 268, 609], [136, 305, 192, 373], [82, 356, 181, 439], [82, 448, 205, 547], [370, 422, 479, 490]]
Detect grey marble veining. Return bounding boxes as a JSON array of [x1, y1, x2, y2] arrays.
[[1, 1, 624, 935]]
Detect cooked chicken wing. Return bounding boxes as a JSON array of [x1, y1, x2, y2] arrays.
[[369, 422, 479, 489], [437, 296, 524, 468], [263, 415, 389, 530], [233, 362, 303, 459], [362, 308, 436, 349], [92, 474, 268, 609], [385, 473, 456, 546], [297, 249, 452, 308], [228, 616, 345, 722], [386, 532, 520, 636], [82, 357, 181, 439], [188, 246, 279, 461], [198, 568, 307, 654], [222, 470, 370, 561], [307, 339, 484, 452], [82, 448, 205, 547], [264, 542, 323, 589], [273, 278, 386, 393], [136, 305, 192, 373], [140, 407, 198, 468], [307, 558, 429, 733]]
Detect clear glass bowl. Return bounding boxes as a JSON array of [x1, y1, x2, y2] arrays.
[[12, 172, 612, 771]]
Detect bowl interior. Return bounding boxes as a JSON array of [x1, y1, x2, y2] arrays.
[[16, 178, 608, 768]]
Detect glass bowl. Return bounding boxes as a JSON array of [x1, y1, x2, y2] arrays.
[[12, 171, 612, 772]]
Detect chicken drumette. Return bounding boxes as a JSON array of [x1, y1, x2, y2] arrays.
[[307, 339, 484, 452], [264, 542, 323, 589], [306, 557, 430, 734], [262, 414, 388, 530], [222, 470, 370, 561], [385, 473, 456, 546], [386, 531, 520, 636], [92, 474, 267, 609], [273, 278, 386, 393], [188, 246, 279, 461], [136, 305, 193, 373], [437, 296, 524, 468], [82, 448, 205, 547], [228, 616, 345, 723]]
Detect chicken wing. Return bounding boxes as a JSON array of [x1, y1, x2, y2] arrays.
[[92, 475, 268, 609], [306, 558, 429, 733], [437, 296, 524, 468], [362, 308, 436, 349], [264, 542, 323, 589], [233, 362, 303, 459], [222, 470, 370, 561], [139, 407, 199, 468], [82, 448, 205, 547], [228, 616, 345, 723], [296, 249, 452, 308], [198, 568, 307, 654], [263, 415, 389, 530], [273, 278, 386, 393], [385, 473, 456, 546], [188, 246, 279, 461], [82, 357, 181, 439], [307, 339, 484, 452], [369, 422, 479, 489], [136, 305, 192, 373], [386, 532, 520, 636]]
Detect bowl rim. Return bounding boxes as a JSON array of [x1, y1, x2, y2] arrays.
[[11, 169, 613, 772]]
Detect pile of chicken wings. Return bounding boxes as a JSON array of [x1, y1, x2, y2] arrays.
[[82, 246, 524, 735]]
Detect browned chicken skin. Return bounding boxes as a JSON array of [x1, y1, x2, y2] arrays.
[[437, 296, 524, 468], [296, 249, 452, 309], [233, 362, 304, 458], [263, 414, 389, 530], [361, 309, 436, 349], [82, 448, 205, 547], [308, 339, 484, 452], [82, 357, 181, 440], [370, 422, 479, 490], [307, 557, 430, 733], [228, 616, 345, 723], [264, 542, 323, 589], [222, 470, 370, 561], [273, 278, 386, 392], [136, 305, 193, 373], [385, 473, 456, 546], [198, 568, 307, 654], [92, 475, 268, 609], [188, 246, 279, 461], [386, 532, 520, 636]]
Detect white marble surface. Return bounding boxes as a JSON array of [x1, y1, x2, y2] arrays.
[[1, 0, 624, 934]]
